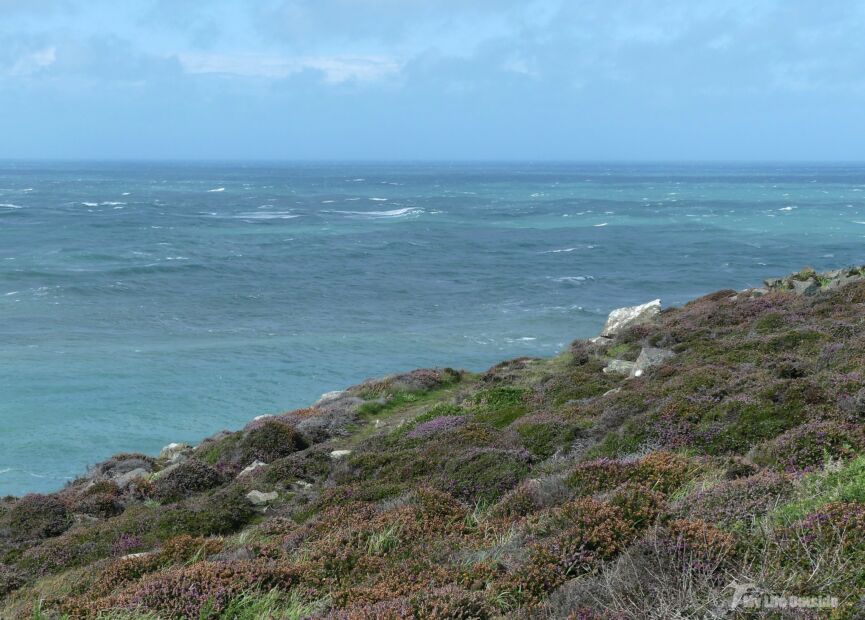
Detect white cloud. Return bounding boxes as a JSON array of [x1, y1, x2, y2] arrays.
[[9, 46, 56, 75], [178, 51, 402, 83]]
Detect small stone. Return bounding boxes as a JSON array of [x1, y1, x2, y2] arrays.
[[246, 490, 278, 505], [600, 299, 661, 338], [329, 449, 352, 459], [238, 460, 267, 477], [603, 359, 637, 375]]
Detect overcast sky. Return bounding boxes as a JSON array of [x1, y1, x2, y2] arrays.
[[2, 0, 864, 161]]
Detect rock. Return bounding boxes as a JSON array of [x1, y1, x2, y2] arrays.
[[159, 443, 193, 464], [603, 360, 637, 375], [253, 414, 274, 422], [246, 490, 278, 505], [763, 277, 783, 288], [238, 460, 267, 477], [294, 480, 313, 490], [600, 299, 661, 338], [630, 347, 675, 378], [823, 274, 862, 291], [751, 288, 769, 297], [314, 390, 346, 406], [114, 468, 150, 489], [590, 336, 613, 345], [329, 449, 352, 459], [791, 277, 819, 296]]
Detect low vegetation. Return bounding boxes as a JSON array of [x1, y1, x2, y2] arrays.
[[4, 271, 865, 617]]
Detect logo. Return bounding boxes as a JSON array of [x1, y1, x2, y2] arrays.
[[729, 582, 839, 610]]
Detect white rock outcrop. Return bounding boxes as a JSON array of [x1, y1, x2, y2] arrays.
[[600, 299, 661, 338]]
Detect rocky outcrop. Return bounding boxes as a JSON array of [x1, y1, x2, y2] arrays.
[[600, 299, 661, 338], [630, 347, 675, 377], [764, 265, 865, 296], [603, 359, 637, 375]]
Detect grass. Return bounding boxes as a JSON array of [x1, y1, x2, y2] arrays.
[[770, 456, 865, 524]]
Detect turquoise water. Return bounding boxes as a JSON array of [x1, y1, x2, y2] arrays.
[[2, 162, 864, 495]]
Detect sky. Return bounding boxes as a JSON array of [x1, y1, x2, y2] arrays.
[[1, 0, 864, 161]]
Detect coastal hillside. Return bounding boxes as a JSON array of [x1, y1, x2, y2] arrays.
[[3, 266, 865, 619]]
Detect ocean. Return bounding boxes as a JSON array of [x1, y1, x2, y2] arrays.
[[1, 162, 864, 495]]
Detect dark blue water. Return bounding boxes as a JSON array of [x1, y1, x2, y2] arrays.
[[2, 162, 864, 495]]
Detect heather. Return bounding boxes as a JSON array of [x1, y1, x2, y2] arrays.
[[4, 268, 865, 618]]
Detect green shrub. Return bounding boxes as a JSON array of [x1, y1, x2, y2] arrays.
[[239, 421, 308, 464], [8, 494, 71, 540], [153, 459, 223, 503]]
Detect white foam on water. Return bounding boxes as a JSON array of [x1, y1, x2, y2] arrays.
[[369, 197, 389, 202], [552, 275, 595, 284], [0, 203, 22, 209], [234, 212, 301, 220], [101, 201, 127, 206], [81, 202, 98, 207], [778, 206, 796, 211], [594, 222, 609, 227], [207, 187, 226, 193], [541, 247, 579, 254], [331, 207, 423, 218]]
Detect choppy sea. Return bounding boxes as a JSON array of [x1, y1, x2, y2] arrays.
[[2, 162, 864, 495]]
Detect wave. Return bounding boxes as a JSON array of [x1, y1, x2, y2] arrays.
[[594, 222, 609, 227], [101, 201, 127, 206], [330, 207, 423, 219], [0, 203, 22, 209], [552, 275, 595, 284], [207, 187, 226, 193], [233, 212, 301, 220], [81, 202, 99, 207], [369, 197, 389, 202]]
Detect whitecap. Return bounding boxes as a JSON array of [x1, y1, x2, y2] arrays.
[[331, 207, 422, 218], [853, 221, 865, 225], [234, 212, 301, 220], [81, 202, 98, 207], [594, 222, 609, 227], [207, 187, 226, 193], [122, 192, 131, 196], [321, 200, 336, 204], [0, 203, 22, 209], [553, 276, 595, 284], [369, 197, 389, 202], [541, 247, 578, 254], [778, 206, 795, 211], [101, 201, 127, 206]]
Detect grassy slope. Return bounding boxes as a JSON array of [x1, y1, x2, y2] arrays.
[[3, 277, 865, 618]]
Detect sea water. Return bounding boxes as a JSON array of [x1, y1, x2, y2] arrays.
[[2, 161, 864, 495]]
